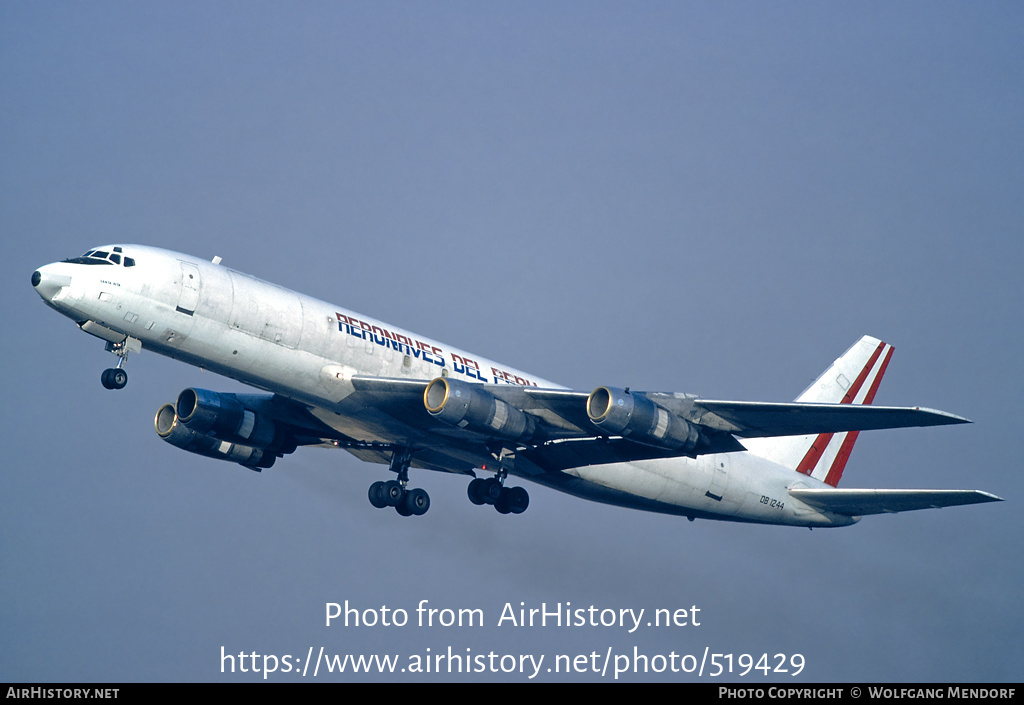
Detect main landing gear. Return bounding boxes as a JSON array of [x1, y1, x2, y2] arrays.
[[367, 448, 431, 517], [365, 449, 531, 517], [467, 473, 530, 515]]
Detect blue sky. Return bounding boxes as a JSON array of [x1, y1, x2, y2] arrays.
[[3, 1, 1022, 682]]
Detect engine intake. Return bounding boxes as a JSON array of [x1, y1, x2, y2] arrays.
[[587, 386, 701, 451], [424, 377, 538, 442]]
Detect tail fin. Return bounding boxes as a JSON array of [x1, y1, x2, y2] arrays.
[[744, 336, 894, 486]]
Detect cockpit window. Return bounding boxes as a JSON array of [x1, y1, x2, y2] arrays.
[[62, 248, 136, 267], [62, 255, 114, 265]]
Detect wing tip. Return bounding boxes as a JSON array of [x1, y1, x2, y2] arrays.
[[914, 407, 973, 425], [975, 490, 1004, 503]]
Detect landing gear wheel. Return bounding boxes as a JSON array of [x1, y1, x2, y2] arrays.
[[467, 478, 488, 505], [482, 477, 503, 504], [402, 487, 430, 516], [496, 486, 530, 515], [100, 368, 128, 390], [468, 479, 505, 506], [381, 480, 405, 507], [368, 481, 388, 509]]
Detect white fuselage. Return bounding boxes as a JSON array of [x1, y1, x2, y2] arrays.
[[34, 245, 854, 527]]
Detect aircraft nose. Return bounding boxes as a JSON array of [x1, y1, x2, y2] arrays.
[[32, 264, 71, 302]]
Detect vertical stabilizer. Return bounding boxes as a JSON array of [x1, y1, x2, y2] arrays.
[[743, 336, 894, 486]]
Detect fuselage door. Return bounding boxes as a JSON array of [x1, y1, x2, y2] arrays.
[[177, 261, 201, 315], [706, 455, 729, 502]]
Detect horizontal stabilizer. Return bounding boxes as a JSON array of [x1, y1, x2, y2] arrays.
[[694, 400, 970, 438], [788, 488, 1003, 516]]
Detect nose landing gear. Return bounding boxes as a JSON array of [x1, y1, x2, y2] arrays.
[[100, 366, 128, 390], [100, 336, 140, 390]]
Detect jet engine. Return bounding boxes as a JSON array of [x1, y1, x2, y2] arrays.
[[423, 377, 538, 442], [174, 388, 296, 453], [155, 403, 276, 469], [587, 386, 702, 452], [154, 388, 298, 469]]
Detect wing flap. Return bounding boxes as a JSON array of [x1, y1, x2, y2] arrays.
[[788, 488, 1002, 516]]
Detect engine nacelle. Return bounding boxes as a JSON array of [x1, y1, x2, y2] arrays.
[[586, 386, 701, 451], [155, 403, 276, 469], [175, 388, 293, 453], [423, 377, 538, 442]]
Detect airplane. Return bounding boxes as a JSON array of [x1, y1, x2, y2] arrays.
[[32, 245, 1001, 527]]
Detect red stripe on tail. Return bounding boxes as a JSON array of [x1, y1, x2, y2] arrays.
[[795, 341, 887, 478], [822, 344, 893, 486]]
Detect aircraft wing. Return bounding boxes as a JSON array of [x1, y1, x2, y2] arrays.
[[689, 400, 970, 437], [513, 391, 971, 438], [337, 378, 744, 471], [788, 488, 1003, 516], [339, 377, 968, 470]]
